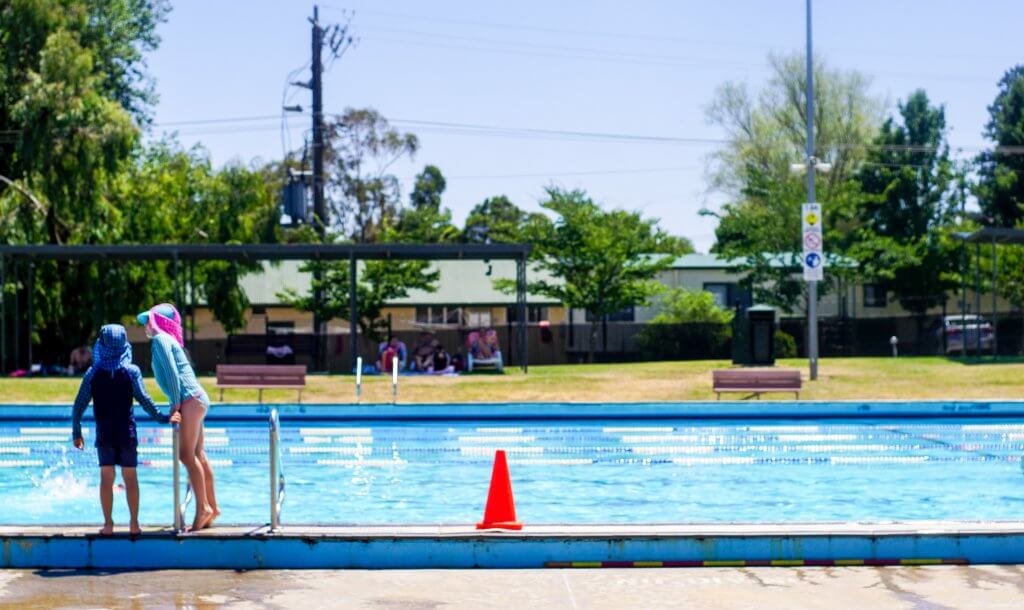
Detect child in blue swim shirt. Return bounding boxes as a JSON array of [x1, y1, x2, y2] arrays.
[[71, 324, 178, 535]]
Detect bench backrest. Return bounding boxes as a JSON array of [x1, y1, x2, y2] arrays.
[[216, 364, 307, 386], [712, 369, 801, 390]]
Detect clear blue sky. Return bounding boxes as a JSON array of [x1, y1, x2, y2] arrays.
[[147, 0, 1023, 252]]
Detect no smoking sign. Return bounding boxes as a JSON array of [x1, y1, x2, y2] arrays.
[[803, 232, 822, 250]]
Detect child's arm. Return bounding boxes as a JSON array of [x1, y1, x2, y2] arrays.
[[71, 368, 95, 444], [127, 365, 170, 423], [150, 334, 183, 409]]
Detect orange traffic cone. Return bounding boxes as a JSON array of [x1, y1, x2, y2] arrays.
[[476, 450, 523, 530]]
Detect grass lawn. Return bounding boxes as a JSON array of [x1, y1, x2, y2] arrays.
[[0, 357, 1021, 404]]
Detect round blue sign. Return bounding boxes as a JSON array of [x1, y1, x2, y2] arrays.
[[805, 252, 822, 268]]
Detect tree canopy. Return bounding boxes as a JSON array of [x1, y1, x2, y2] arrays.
[[503, 187, 691, 361], [706, 53, 881, 310], [851, 90, 959, 314]]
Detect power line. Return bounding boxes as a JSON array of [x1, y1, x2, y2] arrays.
[[153, 112, 1024, 158], [358, 26, 760, 69], [448, 165, 702, 180], [322, 5, 1022, 64]]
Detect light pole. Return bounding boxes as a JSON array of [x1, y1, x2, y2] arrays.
[[804, 0, 822, 380]]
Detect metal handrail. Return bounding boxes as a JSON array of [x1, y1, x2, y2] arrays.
[[171, 424, 193, 533], [269, 408, 285, 531]]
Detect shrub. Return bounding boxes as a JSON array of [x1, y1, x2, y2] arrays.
[[774, 330, 797, 358]]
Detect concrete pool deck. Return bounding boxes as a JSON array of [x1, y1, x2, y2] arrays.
[[3, 521, 1024, 569], [4, 566, 1024, 609]]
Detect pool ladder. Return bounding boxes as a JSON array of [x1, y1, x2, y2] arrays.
[[171, 409, 286, 533], [269, 407, 285, 532], [171, 425, 193, 533]]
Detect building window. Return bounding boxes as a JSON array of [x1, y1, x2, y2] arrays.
[[704, 283, 731, 308], [506, 306, 548, 323], [863, 284, 887, 308], [467, 309, 492, 328], [586, 307, 634, 323], [415, 306, 463, 326], [703, 283, 751, 309]]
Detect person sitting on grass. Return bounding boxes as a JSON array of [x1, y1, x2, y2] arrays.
[[71, 324, 177, 536], [430, 342, 453, 374], [377, 336, 407, 372], [412, 332, 436, 372], [379, 341, 401, 374]]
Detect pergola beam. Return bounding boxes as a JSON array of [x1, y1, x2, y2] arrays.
[[0, 243, 530, 262]]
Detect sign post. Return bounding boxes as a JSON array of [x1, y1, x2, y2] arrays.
[[802, 203, 823, 282], [803, 201, 822, 380]]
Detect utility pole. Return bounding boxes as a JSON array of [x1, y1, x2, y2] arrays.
[[311, 5, 326, 237], [804, 0, 819, 381], [310, 5, 326, 370]]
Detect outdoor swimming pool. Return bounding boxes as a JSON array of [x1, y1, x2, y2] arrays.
[[3, 410, 1024, 525]]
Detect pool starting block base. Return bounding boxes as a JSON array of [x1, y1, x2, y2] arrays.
[[2, 521, 1023, 569]]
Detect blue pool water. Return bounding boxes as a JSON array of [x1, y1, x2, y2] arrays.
[[2, 416, 1024, 525]]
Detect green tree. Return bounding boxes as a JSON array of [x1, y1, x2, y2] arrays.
[[976, 66, 1024, 228], [325, 108, 418, 242], [976, 66, 1024, 351], [463, 195, 528, 243], [395, 165, 458, 243], [503, 187, 690, 363], [647, 288, 735, 324], [0, 0, 169, 361], [637, 288, 734, 361], [706, 53, 881, 310], [851, 90, 958, 315], [279, 252, 438, 342]]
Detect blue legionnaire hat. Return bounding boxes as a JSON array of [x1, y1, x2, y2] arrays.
[[93, 324, 132, 372]]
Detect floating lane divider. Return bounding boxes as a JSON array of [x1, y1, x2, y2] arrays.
[[545, 558, 969, 568]]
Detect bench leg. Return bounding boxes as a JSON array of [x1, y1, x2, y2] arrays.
[[219, 388, 224, 402], [258, 388, 263, 405], [716, 392, 720, 400], [297, 388, 303, 404]]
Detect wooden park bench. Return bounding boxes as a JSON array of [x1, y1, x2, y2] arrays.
[[216, 364, 307, 403], [712, 369, 802, 400]]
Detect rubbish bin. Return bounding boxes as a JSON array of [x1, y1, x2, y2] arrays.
[[732, 305, 776, 366]]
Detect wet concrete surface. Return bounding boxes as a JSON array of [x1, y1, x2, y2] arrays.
[[1, 566, 1023, 609]]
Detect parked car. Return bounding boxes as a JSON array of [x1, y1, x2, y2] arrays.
[[936, 315, 993, 354]]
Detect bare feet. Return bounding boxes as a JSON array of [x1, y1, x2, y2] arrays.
[[189, 506, 214, 532], [202, 508, 221, 530], [129, 521, 142, 536], [99, 522, 114, 536]]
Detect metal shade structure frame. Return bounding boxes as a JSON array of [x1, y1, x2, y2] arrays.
[[955, 227, 1024, 359], [0, 243, 532, 374]]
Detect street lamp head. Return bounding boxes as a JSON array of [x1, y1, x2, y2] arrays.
[[814, 163, 833, 173], [789, 163, 808, 174]]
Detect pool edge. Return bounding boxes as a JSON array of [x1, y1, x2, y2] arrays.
[[5, 400, 1024, 420], [2, 522, 1022, 569]]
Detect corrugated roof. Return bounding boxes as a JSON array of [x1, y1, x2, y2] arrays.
[[670, 253, 857, 269], [240, 260, 560, 306]]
